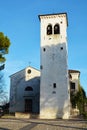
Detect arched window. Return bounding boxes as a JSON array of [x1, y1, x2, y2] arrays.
[[54, 24, 60, 34], [47, 24, 52, 35], [25, 86, 33, 91]]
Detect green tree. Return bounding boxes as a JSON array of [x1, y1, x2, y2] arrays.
[[70, 80, 87, 115], [0, 32, 11, 63], [76, 83, 86, 114], [0, 32, 11, 105]]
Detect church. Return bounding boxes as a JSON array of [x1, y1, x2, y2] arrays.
[[9, 13, 80, 119]]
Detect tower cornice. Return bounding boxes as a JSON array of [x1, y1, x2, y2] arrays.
[[38, 13, 68, 26]]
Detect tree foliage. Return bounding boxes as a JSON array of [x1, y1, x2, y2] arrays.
[[76, 83, 86, 114], [70, 80, 87, 115], [0, 32, 11, 62]]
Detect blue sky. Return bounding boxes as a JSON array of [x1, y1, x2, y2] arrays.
[[0, 0, 87, 96]]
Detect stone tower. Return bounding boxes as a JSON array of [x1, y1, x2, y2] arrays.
[[39, 13, 70, 119]]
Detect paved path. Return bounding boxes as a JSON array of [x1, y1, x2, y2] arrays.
[[0, 118, 87, 130]]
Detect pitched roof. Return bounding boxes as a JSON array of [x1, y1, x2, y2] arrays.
[[68, 69, 80, 74], [9, 66, 40, 77]]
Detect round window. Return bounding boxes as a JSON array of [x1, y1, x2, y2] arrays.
[[27, 69, 31, 74]]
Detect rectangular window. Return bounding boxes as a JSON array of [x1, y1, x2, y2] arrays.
[[70, 82, 75, 90], [43, 48, 46, 51], [40, 65, 43, 70], [53, 83, 56, 88]]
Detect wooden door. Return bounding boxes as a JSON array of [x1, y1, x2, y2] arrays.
[[25, 99, 32, 113]]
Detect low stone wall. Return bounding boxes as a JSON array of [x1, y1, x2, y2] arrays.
[[71, 108, 79, 116], [15, 112, 39, 119], [15, 112, 30, 118]]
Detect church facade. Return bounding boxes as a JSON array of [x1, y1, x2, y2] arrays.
[[9, 13, 80, 119], [9, 67, 40, 115]]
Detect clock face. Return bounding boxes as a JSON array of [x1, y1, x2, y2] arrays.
[[27, 69, 31, 74]]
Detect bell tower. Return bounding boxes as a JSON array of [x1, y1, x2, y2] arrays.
[[39, 13, 70, 119]]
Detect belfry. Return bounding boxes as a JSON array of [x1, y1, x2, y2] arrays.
[[39, 13, 70, 119]]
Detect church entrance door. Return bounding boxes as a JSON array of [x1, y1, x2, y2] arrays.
[[25, 99, 32, 113]]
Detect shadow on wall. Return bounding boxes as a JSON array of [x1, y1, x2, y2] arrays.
[[40, 43, 70, 119], [10, 75, 40, 114]]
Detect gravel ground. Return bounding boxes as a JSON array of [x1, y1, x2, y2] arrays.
[[0, 118, 87, 130]]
